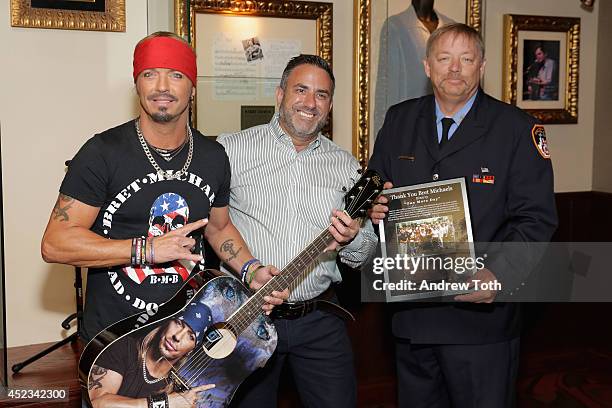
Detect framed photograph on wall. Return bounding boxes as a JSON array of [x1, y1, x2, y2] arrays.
[[175, 0, 333, 138], [503, 14, 580, 124], [10, 0, 125, 32]]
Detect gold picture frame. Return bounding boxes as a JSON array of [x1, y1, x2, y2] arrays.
[[175, 0, 333, 138], [503, 14, 580, 124], [10, 0, 125, 32], [352, 0, 483, 168]]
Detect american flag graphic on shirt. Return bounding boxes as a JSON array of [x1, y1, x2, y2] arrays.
[[122, 192, 196, 284]]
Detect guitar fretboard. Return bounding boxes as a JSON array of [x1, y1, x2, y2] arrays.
[[227, 228, 335, 334]]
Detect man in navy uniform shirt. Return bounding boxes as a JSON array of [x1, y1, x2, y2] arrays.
[[369, 23, 557, 407]]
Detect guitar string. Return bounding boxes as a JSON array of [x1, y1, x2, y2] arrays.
[[177, 178, 378, 385], [177, 179, 376, 384], [166, 177, 379, 387]]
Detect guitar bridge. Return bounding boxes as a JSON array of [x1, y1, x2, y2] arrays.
[[168, 369, 191, 393]]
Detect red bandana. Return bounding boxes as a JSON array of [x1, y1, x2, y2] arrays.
[[133, 36, 197, 85]]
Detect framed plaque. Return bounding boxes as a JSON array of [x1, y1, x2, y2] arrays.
[[377, 178, 478, 302]]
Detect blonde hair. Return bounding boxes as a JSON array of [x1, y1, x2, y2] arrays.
[[426, 23, 484, 60]]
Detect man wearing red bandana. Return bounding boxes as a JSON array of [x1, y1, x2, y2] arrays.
[[41, 32, 288, 407]]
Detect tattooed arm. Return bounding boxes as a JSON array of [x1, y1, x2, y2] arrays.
[[205, 206, 288, 307], [87, 365, 129, 407], [41, 194, 206, 268], [204, 206, 256, 275], [88, 365, 214, 408], [41, 194, 131, 267]]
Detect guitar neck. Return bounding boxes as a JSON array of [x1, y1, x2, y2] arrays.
[[228, 228, 335, 333]]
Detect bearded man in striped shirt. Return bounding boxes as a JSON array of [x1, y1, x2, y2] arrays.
[[219, 54, 377, 408]]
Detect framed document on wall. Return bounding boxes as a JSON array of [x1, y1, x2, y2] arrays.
[[175, 0, 333, 138]]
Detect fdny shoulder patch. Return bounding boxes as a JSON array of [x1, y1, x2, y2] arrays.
[[531, 124, 550, 159]]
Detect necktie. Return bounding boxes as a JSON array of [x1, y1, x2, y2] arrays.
[[439, 117, 455, 149]]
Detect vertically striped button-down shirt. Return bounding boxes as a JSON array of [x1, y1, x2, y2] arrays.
[[218, 114, 378, 301]]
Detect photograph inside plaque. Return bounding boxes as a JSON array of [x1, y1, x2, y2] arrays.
[[515, 30, 567, 111], [522, 40, 560, 102], [379, 178, 476, 301]]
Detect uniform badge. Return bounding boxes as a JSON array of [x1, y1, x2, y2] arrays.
[[531, 124, 551, 159], [473, 169, 494, 185]]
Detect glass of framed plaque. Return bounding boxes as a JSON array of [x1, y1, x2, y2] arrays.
[[378, 178, 478, 302]]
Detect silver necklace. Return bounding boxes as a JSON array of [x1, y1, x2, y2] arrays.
[[142, 350, 167, 384], [151, 141, 187, 162], [135, 118, 193, 180]]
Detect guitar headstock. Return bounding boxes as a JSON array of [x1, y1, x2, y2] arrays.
[[344, 169, 384, 219]]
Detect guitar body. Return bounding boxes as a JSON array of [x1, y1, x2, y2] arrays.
[[79, 270, 277, 407]]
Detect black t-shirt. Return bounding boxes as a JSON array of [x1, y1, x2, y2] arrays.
[[60, 120, 230, 342], [96, 335, 165, 398]]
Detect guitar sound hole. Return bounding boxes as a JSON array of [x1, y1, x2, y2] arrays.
[[201, 325, 237, 359]]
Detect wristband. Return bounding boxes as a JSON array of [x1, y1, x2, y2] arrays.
[[247, 264, 265, 286], [141, 237, 147, 265], [148, 237, 155, 265], [135, 237, 143, 265], [240, 258, 260, 283], [130, 238, 137, 265], [147, 392, 168, 408]]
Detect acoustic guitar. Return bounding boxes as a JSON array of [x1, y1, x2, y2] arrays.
[[79, 169, 383, 407]]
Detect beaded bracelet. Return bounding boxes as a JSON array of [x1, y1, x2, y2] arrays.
[[140, 237, 147, 266]]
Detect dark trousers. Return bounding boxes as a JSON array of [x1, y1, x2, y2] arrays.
[[231, 310, 356, 408], [395, 337, 520, 408]]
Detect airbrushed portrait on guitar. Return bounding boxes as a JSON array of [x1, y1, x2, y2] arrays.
[[40, 30, 380, 408]]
